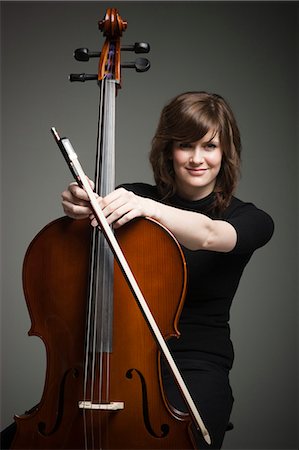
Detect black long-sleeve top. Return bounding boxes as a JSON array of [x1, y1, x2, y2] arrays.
[[121, 183, 274, 371]]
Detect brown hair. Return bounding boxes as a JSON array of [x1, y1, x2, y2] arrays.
[[149, 91, 241, 212]]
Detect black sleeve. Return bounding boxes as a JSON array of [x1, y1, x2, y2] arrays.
[[225, 203, 274, 254], [118, 183, 160, 200]]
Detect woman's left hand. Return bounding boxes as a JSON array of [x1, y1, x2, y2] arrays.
[[91, 187, 157, 229]]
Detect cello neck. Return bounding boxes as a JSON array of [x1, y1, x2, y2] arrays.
[[86, 78, 117, 359], [95, 78, 116, 196]]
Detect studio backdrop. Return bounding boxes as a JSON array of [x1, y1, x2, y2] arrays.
[[1, 1, 298, 449]]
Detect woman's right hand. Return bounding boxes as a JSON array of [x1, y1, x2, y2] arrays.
[[61, 180, 95, 220]]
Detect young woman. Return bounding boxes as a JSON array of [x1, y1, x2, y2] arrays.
[[61, 91, 274, 449]]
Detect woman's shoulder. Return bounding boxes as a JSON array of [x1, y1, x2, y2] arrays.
[[223, 196, 274, 253], [118, 182, 161, 200], [224, 196, 273, 221]]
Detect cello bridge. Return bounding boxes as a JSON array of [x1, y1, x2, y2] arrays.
[[78, 401, 124, 410]]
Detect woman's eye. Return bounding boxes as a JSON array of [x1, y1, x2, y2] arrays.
[[206, 143, 217, 150], [178, 142, 192, 149]]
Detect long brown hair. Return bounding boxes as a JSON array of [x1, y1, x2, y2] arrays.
[[149, 91, 241, 212]]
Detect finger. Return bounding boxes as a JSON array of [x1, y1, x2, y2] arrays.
[[61, 189, 91, 209], [69, 183, 91, 202], [69, 178, 95, 191], [113, 209, 141, 228], [100, 196, 129, 218], [100, 188, 136, 215], [62, 199, 92, 219], [90, 217, 99, 228]]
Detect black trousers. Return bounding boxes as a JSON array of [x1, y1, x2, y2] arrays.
[[162, 359, 234, 449]]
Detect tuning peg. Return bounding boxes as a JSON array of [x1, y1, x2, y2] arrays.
[[121, 42, 150, 54], [69, 73, 98, 82], [69, 57, 150, 81], [73, 42, 150, 62], [121, 58, 150, 73], [74, 48, 100, 61]]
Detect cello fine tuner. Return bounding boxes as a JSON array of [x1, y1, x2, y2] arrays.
[[74, 43, 150, 61]]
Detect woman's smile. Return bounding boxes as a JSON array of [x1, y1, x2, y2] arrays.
[[186, 167, 209, 175]]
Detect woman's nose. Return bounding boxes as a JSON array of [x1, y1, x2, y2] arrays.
[[190, 146, 204, 164]]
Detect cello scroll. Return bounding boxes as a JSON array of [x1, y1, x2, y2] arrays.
[[69, 8, 150, 84]]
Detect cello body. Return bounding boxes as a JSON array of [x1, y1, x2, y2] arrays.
[[11, 216, 197, 449]]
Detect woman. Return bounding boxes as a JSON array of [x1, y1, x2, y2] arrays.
[[62, 91, 274, 449]]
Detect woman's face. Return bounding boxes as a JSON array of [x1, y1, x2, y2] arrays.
[[172, 129, 222, 201]]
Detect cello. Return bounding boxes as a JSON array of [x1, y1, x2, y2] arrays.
[[11, 7, 210, 449]]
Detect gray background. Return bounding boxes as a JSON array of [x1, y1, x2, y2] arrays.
[[1, 1, 298, 449]]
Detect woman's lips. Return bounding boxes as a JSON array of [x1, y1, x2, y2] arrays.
[[186, 167, 208, 175]]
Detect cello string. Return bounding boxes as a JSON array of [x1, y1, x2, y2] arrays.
[[82, 79, 106, 450], [93, 78, 107, 450], [100, 77, 115, 371], [88, 78, 116, 448], [97, 79, 116, 448], [94, 79, 106, 450], [82, 224, 100, 450], [81, 74, 116, 448]]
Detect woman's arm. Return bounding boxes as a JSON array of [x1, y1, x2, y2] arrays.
[[149, 200, 237, 252], [61, 184, 237, 252]]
